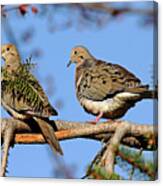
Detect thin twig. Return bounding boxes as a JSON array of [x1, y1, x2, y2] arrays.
[[81, 140, 110, 179], [1, 123, 16, 177], [117, 148, 156, 179]]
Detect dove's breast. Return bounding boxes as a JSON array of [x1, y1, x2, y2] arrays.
[[78, 92, 141, 119]]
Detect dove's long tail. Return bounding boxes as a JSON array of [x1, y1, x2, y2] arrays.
[[127, 86, 158, 99], [141, 90, 158, 99], [33, 117, 63, 155]]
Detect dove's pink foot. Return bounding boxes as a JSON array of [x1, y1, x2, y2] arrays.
[[87, 112, 103, 125]]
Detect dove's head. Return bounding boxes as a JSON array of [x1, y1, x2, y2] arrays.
[[67, 46, 94, 67], [1, 43, 21, 71]]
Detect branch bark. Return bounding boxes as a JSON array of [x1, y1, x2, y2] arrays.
[[1, 118, 157, 150], [100, 122, 130, 174], [1, 122, 16, 176], [1, 118, 157, 177]]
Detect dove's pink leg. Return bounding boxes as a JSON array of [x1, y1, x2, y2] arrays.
[[88, 112, 103, 125]]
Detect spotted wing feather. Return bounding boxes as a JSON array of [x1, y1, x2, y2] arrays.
[[76, 60, 148, 101], [2, 70, 57, 118]]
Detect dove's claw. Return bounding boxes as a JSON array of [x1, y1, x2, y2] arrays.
[[86, 112, 103, 125]]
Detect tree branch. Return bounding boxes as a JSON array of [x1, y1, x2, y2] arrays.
[[1, 122, 16, 176], [1, 118, 157, 177], [79, 3, 154, 16], [99, 122, 130, 174], [1, 118, 157, 150]]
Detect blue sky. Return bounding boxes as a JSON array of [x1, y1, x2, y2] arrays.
[[1, 2, 156, 179]]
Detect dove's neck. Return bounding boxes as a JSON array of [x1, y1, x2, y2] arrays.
[[75, 66, 82, 87], [75, 57, 96, 87], [4, 56, 21, 73], [76, 56, 96, 68]]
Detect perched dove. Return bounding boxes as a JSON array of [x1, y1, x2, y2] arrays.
[[67, 46, 157, 123], [1, 44, 63, 155]]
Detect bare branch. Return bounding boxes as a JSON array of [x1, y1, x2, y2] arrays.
[[1, 118, 157, 177], [1, 122, 16, 177], [1, 118, 157, 150], [99, 122, 130, 174], [79, 3, 154, 16]]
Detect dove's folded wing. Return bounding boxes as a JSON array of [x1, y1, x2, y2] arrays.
[[2, 70, 57, 118], [76, 60, 148, 102]]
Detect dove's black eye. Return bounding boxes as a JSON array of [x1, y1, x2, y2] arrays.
[[74, 51, 77, 55], [6, 47, 10, 51], [80, 56, 84, 59]]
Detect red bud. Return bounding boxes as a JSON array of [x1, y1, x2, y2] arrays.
[[19, 4, 29, 15], [31, 6, 38, 14]]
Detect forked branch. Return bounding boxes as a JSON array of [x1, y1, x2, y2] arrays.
[[1, 118, 157, 177]]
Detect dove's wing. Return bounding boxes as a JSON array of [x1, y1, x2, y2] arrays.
[[25, 74, 58, 116], [2, 70, 57, 118], [76, 60, 148, 101]]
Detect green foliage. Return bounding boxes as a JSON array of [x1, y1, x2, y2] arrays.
[[116, 146, 157, 180], [22, 56, 36, 73], [83, 145, 157, 180], [84, 165, 122, 180], [94, 165, 122, 180]]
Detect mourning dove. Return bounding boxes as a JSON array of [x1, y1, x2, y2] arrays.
[[67, 46, 157, 123], [1, 44, 63, 155]]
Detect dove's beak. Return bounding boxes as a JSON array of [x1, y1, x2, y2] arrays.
[[1, 47, 5, 56], [67, 60, 73, 68], [67, 60, 78, 68]]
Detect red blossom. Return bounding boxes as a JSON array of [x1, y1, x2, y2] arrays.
[[19, 4, 29, 15], [31, 6, 38, 14]]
